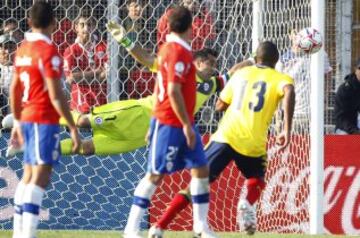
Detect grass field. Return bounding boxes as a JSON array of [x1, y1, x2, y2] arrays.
[[0, 230, 352, 238]]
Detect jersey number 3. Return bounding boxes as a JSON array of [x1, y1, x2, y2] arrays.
[[249, 81, 267, 112]]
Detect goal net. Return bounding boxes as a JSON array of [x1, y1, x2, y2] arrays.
[[0, 0, 336, 234]]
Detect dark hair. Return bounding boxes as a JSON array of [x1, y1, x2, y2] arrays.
[[3, 18, 17, 27], [194, 48, 218, 60], [30, 1, 54, 29], [255, 41, 279, 67], [75, 11, 95, 26], [168, 6, 192, 34]]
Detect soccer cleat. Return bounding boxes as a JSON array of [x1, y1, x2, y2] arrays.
[[123, 232, 143, 238], [6, 144, 24, 157], [194, 228, 218, 238], [148, 225, 163, 238], [237, 199, 257, 235]]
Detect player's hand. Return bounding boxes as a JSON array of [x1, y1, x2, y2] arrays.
[[9, 124, 23, 151], [97, 67, 107, 81], [276, 131, 291, 152], [106, 20, 134, 49], [183, 124, 196, 150], [69, 127, 81, 154]]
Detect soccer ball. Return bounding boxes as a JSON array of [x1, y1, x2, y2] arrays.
[[295, 27, 323, 54]]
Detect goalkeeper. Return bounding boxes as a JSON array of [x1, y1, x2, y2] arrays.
[[4, 21, 251, 156]]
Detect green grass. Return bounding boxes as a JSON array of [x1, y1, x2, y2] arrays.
[[0, 230, 351, 238]]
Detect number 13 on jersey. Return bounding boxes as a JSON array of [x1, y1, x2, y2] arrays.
[[234, 80, 267, 112]]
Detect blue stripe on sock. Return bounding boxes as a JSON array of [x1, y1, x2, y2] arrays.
[[23, 203, 40, 215], [133, 196, 150, 209], [14, 204, 23, 215], [192, 193, 209, 204]]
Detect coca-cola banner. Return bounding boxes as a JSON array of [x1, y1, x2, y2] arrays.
[[325, 135, 360, 235]]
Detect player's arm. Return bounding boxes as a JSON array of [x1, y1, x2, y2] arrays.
[[106, 20, 155, 69], [69, 68, 106, 84], [168, 82, 195, 149], [215, 77, 233, 112], [9, 72, 22, 122], [63, 48, 105, 84], [228, 59, 254, 76], [215, 98, 229, 112], [9, 71, 24, 148], [46, 77, 81, 153], [277, 84, 295, 151], [168, 82, 192, 126]]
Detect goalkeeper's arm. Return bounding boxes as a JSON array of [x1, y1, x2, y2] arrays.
[[106, 21, 155, 70]]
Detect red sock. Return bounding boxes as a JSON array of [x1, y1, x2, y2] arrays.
[[157, 192, 191, 229], [245, 178, 266, 205]]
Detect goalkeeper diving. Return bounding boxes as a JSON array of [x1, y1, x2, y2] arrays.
[[3, 21, 252, 156]]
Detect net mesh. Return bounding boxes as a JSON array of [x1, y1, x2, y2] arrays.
[[0, 0, 337, 234]]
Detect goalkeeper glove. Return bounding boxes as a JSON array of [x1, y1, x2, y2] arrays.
[[106, 20, 135, 50]]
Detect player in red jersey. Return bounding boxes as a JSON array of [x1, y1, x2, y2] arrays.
[[124, 7, 216, 238], [9, 2, 81, 238], [63, 13, 108, 113]]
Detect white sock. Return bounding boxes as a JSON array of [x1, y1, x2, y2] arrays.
[[124, 177, 157, 234], [12, 182, 26, 238], [190, 177, 210, 233], [22, 184, 45, 238]]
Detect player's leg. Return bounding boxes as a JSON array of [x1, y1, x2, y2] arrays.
[[12, 165, 32, 238], [19, 123, 61, 238], [186, 131, 219, 238], [124, 119, 166, 238], [125, 173, 162, 238], [234, 154, 267, 235], [154, 142, 233, 231]]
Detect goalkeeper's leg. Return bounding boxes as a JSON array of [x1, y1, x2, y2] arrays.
[[60, 135, 147, 155], [154, 142, 233, 230]]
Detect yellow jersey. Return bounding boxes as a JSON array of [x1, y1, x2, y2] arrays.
[[150, 60, 226, 113], [211, 65, 294, 157]]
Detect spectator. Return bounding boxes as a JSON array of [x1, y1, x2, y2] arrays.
[[276, 28, 332, 133], [334, 59, 360, 134], [157, 0, 216, 51], [2, 18, 23, 43], [63, 13, 108, 114], [0, 34, 16, 126]]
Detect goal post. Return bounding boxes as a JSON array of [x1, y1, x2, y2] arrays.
[[310, 0, 325, 234]]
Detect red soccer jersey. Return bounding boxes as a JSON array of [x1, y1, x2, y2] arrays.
[[154, 34, 196, 127], [157, 8, 216, 51], [14, 33, 63, 124], [63, 40, 107, 113]]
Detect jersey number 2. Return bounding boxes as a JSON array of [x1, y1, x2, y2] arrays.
[[249, 81, 267, 112], [20, 72, 30, 102]]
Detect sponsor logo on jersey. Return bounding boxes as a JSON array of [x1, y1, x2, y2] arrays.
[[94, 116, 103, 125]]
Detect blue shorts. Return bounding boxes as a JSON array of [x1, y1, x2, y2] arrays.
[[147, 119, 207, 174], [21, 122, 61, 165], [205, 141, 267, 182]]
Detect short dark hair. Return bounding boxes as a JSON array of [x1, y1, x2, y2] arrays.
[[255, 41, 279, 67], [168, 6, 192, 34], [30, 1, 54, 29], [3, 18, 17, 28], [75, 11, 95, 26], [194, 48, 218, 60]]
